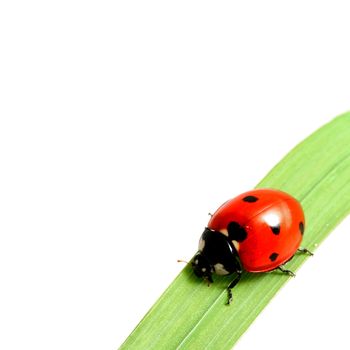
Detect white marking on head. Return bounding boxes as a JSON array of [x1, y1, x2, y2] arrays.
[[219, 228, 229, 237], [201, 267, 207, 272], [232, 240, 240, 251], [194, 259, 199, 265], [214, 263, 230, 275], [198, 238, 205, 251]]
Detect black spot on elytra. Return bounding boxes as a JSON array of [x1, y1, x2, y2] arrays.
[[269, 252, 279, 262], [299, 221, 304, 235], [227, 221, 248, 242], [270, 224, 280, 235], [242, 195, 259, 203]]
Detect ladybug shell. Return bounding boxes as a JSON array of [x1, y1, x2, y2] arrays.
[[208, 189, 305, 272]]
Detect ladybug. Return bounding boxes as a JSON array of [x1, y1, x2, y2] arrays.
[[191, 188, 312, 304]]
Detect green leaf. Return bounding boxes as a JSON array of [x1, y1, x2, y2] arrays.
[[120, 112, 350, 350]]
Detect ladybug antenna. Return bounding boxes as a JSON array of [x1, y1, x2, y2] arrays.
[[177, 259, 189, 264]]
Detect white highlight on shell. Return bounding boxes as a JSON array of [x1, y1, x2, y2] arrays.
[[263, 212, 280, 227], [214, 263, 230, 275]]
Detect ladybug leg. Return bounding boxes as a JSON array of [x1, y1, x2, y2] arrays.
[[297, 247, 314, 256], [278, 265, 296, 277], [226, 270, 242, 305]]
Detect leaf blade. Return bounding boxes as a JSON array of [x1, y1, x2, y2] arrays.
[[120, 112, 350, 350]]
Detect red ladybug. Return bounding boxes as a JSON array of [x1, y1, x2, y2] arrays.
[[191, 188, 312, 304]]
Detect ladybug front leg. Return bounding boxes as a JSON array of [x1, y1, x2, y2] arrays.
[[226, 270, 242, 305]]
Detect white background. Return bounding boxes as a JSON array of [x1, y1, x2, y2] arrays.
[[1, 1, 350, 349]]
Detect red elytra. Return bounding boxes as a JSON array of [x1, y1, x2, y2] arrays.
[[207, 188, 305, 272]]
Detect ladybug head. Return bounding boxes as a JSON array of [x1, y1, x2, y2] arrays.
[[191, 252, 213, 283]]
